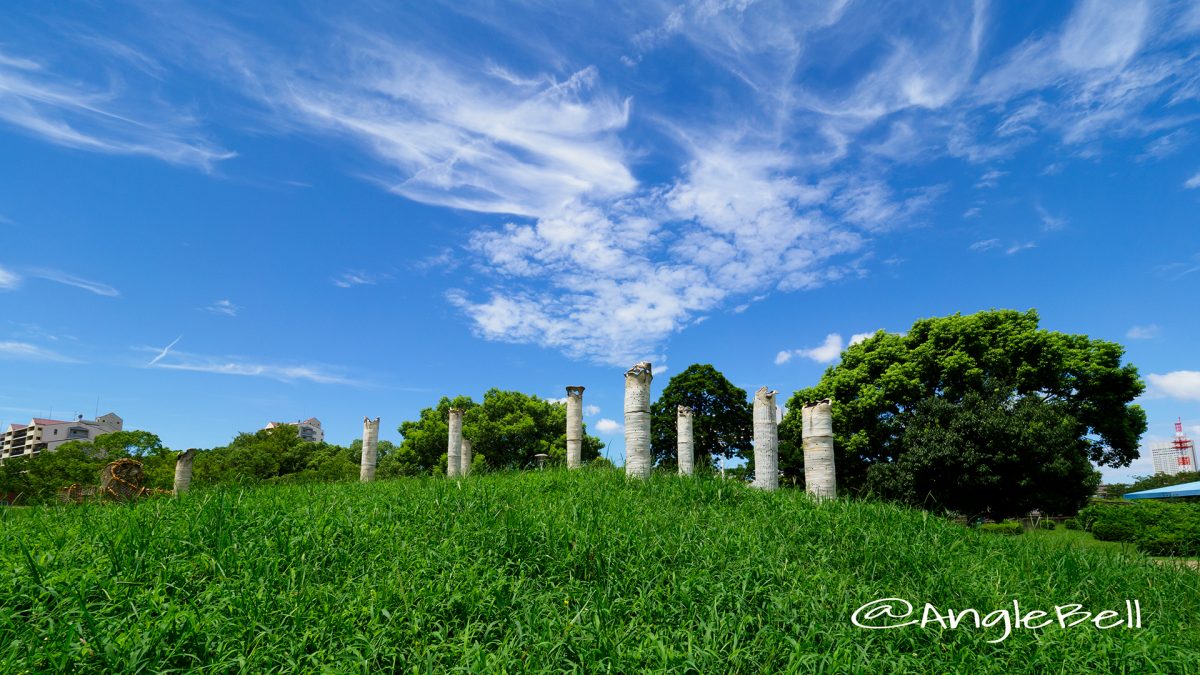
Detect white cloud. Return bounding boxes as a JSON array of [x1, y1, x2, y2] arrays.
[[0, 341, 78, 363], [205, 299, 238, 316], [962, 206, 982, 218], [1185, 172, 1200, 189], [26, 268, 119, 297], [1057, 0, 1149, 71], [51, 2, 1191, 367], [332, 271, 387, 288], [1147, 371, 1200, 401], [1126, 324, 1160, 340], [0, 265, 19, 290], [0, 49, 233, 170], [1036, 205, 1067, 231], [974, 169, 1006, 188], [777, 333, 845, 365], [145, 348, 355, 385], [969, 238, 1000, 252], [849, 331, 876, 346], [1006, 242, 1036, 255], [584, 404, 600, 416], [594, 418, 622, 434]]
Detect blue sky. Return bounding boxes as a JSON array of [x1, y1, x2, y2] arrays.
[[1, 1, 1198, 482]]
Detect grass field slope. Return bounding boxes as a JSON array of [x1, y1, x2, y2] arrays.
[[2, 470, 1199, 673]]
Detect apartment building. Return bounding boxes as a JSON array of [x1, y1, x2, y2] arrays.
[[0, 412, 123, 461], [264, 417, 324, 443]]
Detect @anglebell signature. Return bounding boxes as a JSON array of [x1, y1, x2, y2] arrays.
[[852, 598, 1143, 644]]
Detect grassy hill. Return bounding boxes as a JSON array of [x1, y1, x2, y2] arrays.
[[2, 469, 1198, 673]]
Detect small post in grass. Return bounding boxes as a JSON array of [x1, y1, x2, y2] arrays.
[[173, 448, 198, 496], [752, 387, 779, 490], [566, 386, 585, 470], [360, 417, 380, 483], [461, 438, 472, 477], [802, 399, 837, 499], [677, 406, 694, 476], [447, 408, 464, 478], [624, 362, 653, 479]]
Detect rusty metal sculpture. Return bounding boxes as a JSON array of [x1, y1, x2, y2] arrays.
[[57, 457, 172, 504]]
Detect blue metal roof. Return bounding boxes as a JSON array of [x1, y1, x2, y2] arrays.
[[1123, 480, 1200, 499]]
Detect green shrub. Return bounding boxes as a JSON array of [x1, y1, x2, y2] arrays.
[[1080, 501, 1200, 554], [980, 520, 1024, 535], [1063, 517, 1080, 530], [1037, 520, 1057, 530]]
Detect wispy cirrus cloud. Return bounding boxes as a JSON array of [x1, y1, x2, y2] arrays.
[[0, 341, 79, 363], [204, 299, 239, 316], [32, 0, 1195, 366], [1185, 172, 1200, 189], [144, 346, 357, 385], [26, 268, 119, 296], [0, 48, 233, 170], [332, 271, 387, 288], [0, 264, 19, 290], [1126, 324, 1160, 340]]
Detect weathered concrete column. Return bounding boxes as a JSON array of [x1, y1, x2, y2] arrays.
[[173, 448, 198, 496], [566, 386, 585, 470], [360, 417, 380, 482], [624, 361, 653, 478], [461, 438, 472, 477], [677, 406, 694, 476], [447, 408, 463, 478], [802, 399, 837, 499], [752, 387, 779, 490]]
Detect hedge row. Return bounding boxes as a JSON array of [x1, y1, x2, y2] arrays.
[[1077, 500, 1200, 556]]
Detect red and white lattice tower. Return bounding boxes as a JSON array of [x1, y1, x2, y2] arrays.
[[1172, 418, 1196, 471]]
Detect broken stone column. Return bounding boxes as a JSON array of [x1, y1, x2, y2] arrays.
[[624, 361, 653, 478], [360, 417, 380, 483], [447, 408, 463, 478], [677, 406, 694, 476], [752, 387, 779, 491], [566, 386, 585, 470], [802, 399, 837, 499], [173, 448, 198, 496], [461, 438, 472, 477]]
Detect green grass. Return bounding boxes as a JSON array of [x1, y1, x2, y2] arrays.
[[1024, 525, 1141, 556], [2, 469, 1199, 673]]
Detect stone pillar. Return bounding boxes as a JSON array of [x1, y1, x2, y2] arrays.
[[802, 399, 837, 499], [174, 448, 198, 496], [677, 406, 694, 476], [752, 387, 779, 490], [566, 386, 585, 470], [360, 417, 380, 482], [624, 361, 653, 478], [461, 438, 473, 477], [447, 408, 463, 478]]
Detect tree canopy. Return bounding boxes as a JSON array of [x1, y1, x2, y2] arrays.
[[395, 388, 605, 473], [650, 364, 752, 469], [780, 309, 1147, 514], [0, 430, 177, 504]]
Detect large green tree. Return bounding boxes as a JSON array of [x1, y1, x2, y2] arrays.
[[650, 364, 752, 469], [781, 309, 1146, 509], [868, 391, 1101, 518], [395, 389, 604, 474]]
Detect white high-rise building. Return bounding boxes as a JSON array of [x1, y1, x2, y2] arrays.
[[0, 413, 123, 461], [1150, 418, 1197, 476], [264, 417, 324, 443]]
